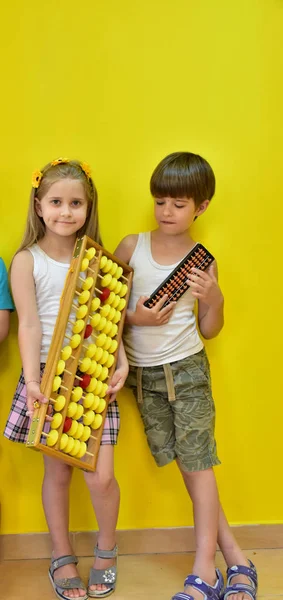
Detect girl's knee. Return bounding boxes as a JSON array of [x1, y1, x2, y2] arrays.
[[43, 456, 72, 485], [84, 470, 116, 494]]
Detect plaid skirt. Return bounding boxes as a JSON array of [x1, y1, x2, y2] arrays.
[[3, 364, 120, 445]]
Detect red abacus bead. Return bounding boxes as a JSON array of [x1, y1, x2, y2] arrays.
[[63, 417, 72, 433], [100, 287, 111, 302], [84, 324, 93, 339], [81, 374, 91, 389]]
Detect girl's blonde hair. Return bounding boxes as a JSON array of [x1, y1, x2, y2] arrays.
[[17, 159, 102, 253]]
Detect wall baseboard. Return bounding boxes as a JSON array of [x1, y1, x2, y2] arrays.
[[1, 524, 282, 561]]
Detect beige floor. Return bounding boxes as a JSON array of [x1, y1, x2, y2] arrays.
[[1, 549, 281, 599]]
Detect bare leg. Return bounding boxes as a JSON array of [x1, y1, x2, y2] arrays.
[[218, 504, 254, 600], [178, 463, 219, 600], [42, 455, 86, 598], [84, 445, 120, 594]]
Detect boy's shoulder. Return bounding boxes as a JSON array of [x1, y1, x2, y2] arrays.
[[114, 234, 139, 264]]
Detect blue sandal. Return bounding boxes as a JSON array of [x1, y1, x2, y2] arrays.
[[49, 554, 88, 600], [172, 568, 224, 600], [222, 560, 258, 600]]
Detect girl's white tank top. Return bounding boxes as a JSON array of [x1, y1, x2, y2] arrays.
[[123, 232, 203, 367]]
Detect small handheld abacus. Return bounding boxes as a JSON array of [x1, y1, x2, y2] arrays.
[[144, 243, 214, 308], [26, 236, 133, 471]]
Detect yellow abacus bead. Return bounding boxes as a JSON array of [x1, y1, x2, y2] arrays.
[[113, 311, 121, 324], [90, 313, 101, 328], [102, 321, 112, 335], [105, 355, 115, 369], [67, 401, 78, 418], [109, 340, 118, 354], [100, 304, 111, 318], [117, 298, 126, 311], [69, 420, 78, 437], [74, 404, 84, 420], [46, 430, 59, 446], [83, 392, 95, 409], [94, 347, 103, 362], [101, 274, 112, 287], [64, 437, 75, 454], [86, 247, 96, 260], [92, 414, 103, 430], [86, 360, 97, 375], [105, 291, 116, 305], [51, 413, 63, 429], [81, 258, 89, 271], [109, 324, 118, 338], [80, 357, 92, 372], [110, 262, 118, 276], [69, 439, 81, 456], [86, 377, 98, 393], [86, 344, 97, 358], [97, 316, 106, 331], [95, 380, 103, 396], [78, 290, 90, 304], [52, 376, 62, 392], [91, 297, 101, 312], [108, 307, 116, 321], [59, 433, 68, 450], [96, 398, 106, 414], [76, 304, 88, 319], [120, 284, 128, 298], [96, 333, 107, 347], [109, 277, 117, 291], [102, 259, 113, 273], [91, 395, 100, 411], [72, 319, 85, 334], [116, 266, 123, 279], [54, 395, 66, 412], [77, 441, 87, 458], [99, 367, 109, 382], [114, 281, 122, 295], [82, 276, 94, 291], [81, 425, 91, 442], [70, 334, 81, 349], [99, 350, 109, 365], [100, 256, 108, 270], [74, 422, 84, 439], [61, 345, 72, 360], [83, 410, 95, 426], [56, 360, 65, 375], [103, 336, 112, 351], [94, 363, 103, 379], [112, 295, 120, 309], [72, 387, 83, 402], [100, 383, 109, 397]]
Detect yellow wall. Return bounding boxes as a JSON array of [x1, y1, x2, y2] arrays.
[[0, 0, 282, 534]]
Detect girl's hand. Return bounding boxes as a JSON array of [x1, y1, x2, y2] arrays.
[[107, 363, 129, 403], [187, 263, 223, 307], [25, 382, 49, 418], [130, 295, 176, 326]]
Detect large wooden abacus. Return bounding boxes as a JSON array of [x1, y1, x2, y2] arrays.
[[26, 236, 133, 471], [144, 243, 214, 308]]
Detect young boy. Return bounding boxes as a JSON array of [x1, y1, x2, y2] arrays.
[[115, 152, 257, 600], [0, 257, 14, 342]]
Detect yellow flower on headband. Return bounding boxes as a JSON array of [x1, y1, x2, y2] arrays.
[[32, 170, 43, 189], [81, 162, 91, 179], [51, 157, 69, 166]]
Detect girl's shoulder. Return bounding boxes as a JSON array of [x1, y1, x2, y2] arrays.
[[11, 248, 34, 275]]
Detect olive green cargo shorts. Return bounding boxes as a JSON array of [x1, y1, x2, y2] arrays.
[[126, 348, 221, 472]]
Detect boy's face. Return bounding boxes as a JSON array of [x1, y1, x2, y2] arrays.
[[154, 196, 209, 235]]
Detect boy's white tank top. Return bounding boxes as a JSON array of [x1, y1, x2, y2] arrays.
[[28, 245, 70, 362], [123, 232, 203, 367]]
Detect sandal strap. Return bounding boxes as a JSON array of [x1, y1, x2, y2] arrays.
[[227, 560, 258, 589], [55, 576, 86, 591], [172, 594, 195, 600], [50, 554, 78, 576], [184, 569, 224, 599], [89, 565, 117, 587], [94, 544, 118, 559], [223, 583, 256, 600]]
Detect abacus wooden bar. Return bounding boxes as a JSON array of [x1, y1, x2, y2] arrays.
[[144, 243, 214, 308], [26, 236, 133, 471]]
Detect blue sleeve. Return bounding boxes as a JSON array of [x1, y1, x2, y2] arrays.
[[0, 258, 15, 311]]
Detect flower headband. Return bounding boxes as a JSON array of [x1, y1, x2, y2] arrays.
[[31, 158, 92, 189]]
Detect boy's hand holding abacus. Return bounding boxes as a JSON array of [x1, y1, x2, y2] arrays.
[[128, 295, 176, 326], [187, 263, 223, 308]]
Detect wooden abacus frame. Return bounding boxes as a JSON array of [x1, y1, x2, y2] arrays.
[[26, 235, 133, 471], [143, 243, 214, 308]]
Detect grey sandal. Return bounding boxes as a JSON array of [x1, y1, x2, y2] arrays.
[[49, 554, 88, 600], [88, 545, 118, 598]]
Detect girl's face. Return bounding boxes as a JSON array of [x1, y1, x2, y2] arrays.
[[35, 178, 88, 238]]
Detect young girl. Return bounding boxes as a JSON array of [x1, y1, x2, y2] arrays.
[[115, 152, 258, 600], [4, 158, 128, 599]]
